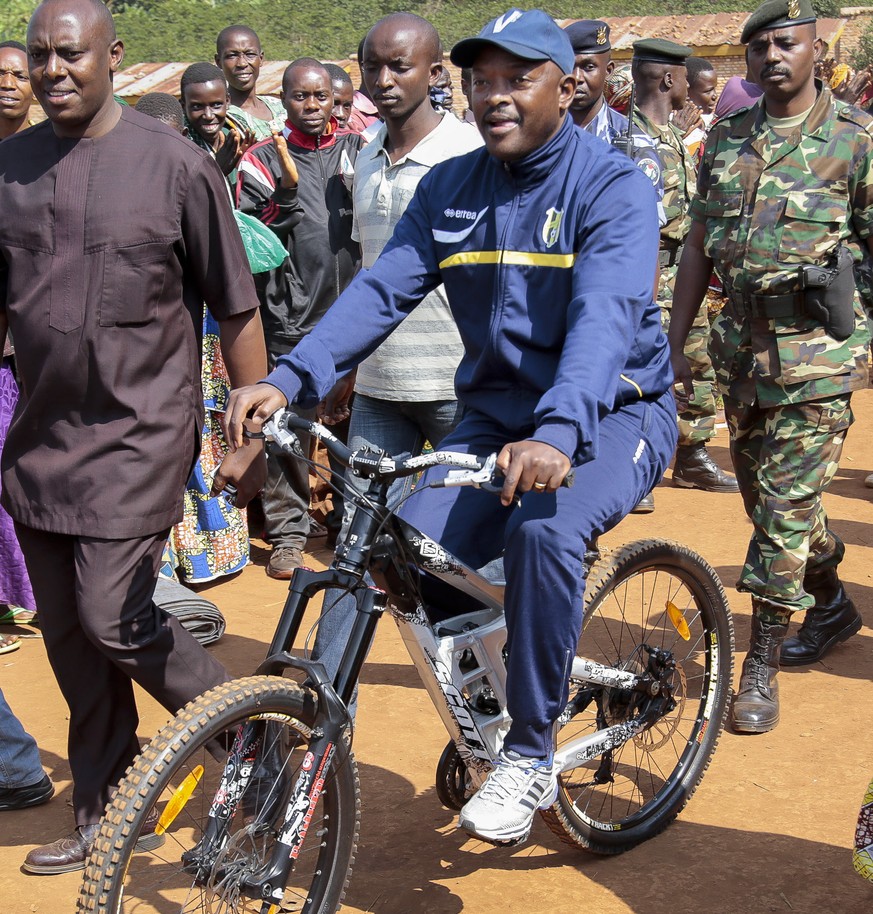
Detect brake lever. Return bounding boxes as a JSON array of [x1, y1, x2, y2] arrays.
[[262, 412, 305, 455], [441, 453, 498, 489]]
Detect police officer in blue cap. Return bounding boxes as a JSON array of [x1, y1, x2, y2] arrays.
[[563, 18, 664, 222], [226, 9, 677, 846]]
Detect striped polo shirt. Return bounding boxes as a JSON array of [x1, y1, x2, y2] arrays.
[[351, 112, 483, 400]]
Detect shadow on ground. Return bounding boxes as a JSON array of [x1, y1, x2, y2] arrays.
[[343, 760, 869, 914]]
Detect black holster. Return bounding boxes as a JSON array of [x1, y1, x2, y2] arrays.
[[799, 246, 856, 340]]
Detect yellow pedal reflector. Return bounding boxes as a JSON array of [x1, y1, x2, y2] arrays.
[[666, 601, 691, 641], [155, 765, 204, 835]]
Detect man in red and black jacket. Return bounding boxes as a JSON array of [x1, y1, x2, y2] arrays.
[[236, 57, 362, 579]]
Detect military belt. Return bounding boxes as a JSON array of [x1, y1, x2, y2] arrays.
[[727, 291, 807, 319], [658, 243, 684, 269]]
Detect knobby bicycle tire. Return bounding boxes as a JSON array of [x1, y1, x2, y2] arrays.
[[78, 676, 360, 914], [541, 538, 734, 855]]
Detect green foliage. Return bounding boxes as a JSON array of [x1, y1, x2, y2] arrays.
[[852, 20, 873, 71], [113, 0, 758, 66], [0, 0, 35, 42], [1, 0, 856, 67], [811, 0, 841, 18]]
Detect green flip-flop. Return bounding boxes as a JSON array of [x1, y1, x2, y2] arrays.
[[0, 606, 37, 625]]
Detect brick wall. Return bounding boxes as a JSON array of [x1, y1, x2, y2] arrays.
[[838, 8, 873, 65]]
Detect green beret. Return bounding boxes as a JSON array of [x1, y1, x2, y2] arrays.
[[632, 38, 694, 66], [741, 0, 816, 44]]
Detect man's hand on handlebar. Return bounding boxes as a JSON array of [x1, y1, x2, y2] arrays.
[[223, 383, 288, 451], [495, 440, 571, 506]]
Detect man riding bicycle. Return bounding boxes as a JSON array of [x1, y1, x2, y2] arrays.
[[226, 8, 677, 845]]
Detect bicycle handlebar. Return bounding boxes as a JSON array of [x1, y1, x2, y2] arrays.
[[256, 409, 574, 491]]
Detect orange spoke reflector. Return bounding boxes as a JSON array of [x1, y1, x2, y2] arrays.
[[155, 765, 204, 835], [666, 601, 691, 641]]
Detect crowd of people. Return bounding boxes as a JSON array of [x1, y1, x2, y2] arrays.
[[0, 0, 871, 890]]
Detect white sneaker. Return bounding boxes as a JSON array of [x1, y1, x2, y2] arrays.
[[458, 749, 558, 844]]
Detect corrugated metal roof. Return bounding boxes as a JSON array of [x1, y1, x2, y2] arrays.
[[113, 58, 358, 101]]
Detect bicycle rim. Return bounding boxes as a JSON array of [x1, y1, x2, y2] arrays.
[[543, 539, 733, 853], [80, 677, 359, 914]]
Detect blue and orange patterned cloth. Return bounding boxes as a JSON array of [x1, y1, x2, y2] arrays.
[[162, 308, 249, 584]]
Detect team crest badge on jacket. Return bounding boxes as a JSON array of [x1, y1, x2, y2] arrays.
[[541, 208, 563, 248]]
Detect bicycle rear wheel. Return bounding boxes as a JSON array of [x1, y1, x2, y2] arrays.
[[541, 539, 733, 855], [79, 676, 359, 914]]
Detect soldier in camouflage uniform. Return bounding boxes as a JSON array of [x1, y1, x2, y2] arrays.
[[668, 0, 869, 733], [633, 39, 739, 506]]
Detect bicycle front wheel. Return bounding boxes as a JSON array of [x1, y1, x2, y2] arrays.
[[541, 539, 733, 855], [79, 676, 359, 914]]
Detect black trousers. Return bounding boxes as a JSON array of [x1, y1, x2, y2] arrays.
[[15, 524, 228, 825]]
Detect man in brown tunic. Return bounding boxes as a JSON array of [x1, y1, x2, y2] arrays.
[[0, 0, 267, 873]]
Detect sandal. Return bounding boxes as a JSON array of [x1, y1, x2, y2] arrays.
[[0, 633, 21, 654], [0, 605, 37, 625]]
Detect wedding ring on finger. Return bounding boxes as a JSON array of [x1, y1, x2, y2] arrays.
[[533, 482, 547, 491]]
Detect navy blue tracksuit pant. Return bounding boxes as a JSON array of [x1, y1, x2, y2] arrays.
[[399, 392, 677, 758]]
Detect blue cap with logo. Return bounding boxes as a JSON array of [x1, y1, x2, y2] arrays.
[[450, 8, 576, 76]]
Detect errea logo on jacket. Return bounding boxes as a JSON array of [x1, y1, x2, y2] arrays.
[[433, 207, 489, 244]]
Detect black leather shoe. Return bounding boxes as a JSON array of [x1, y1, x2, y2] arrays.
[[23, 808, 163, 875], [0, 773, 53, 811], [781, 587, 862, 666], [673, 444, 740, 493], [731, 615, 788, 734], [631, 492, 655, 514]]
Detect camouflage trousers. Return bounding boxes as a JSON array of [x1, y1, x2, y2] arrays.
[[659, 263, 716, 446], [724, 394, 852, 624]]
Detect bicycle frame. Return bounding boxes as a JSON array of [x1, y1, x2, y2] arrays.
[[201, 420, 675, 907]]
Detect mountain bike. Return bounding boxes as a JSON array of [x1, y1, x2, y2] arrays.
[[79, 410, 734, 914]]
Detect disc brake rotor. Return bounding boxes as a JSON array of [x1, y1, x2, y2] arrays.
[[206, 825, 271, 914], [634, 661, 687, 751]]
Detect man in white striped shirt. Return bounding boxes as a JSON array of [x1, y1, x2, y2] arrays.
[[314, 12, 481, 685], [322, 12, 482, 517]]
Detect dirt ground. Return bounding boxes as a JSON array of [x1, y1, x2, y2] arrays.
[[2, 393, 873, 914]]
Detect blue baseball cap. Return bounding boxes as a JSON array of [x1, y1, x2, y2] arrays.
[[450, 8, 575, 76]]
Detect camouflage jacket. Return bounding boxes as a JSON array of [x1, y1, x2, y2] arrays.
[[634, 107, 696, 244], [692, 86, 873, 406]]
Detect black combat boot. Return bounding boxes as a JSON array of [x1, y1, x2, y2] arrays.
[[731, 614, 789, 733], [672, 443, 740, 493], [781, 568, 862, 666]]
